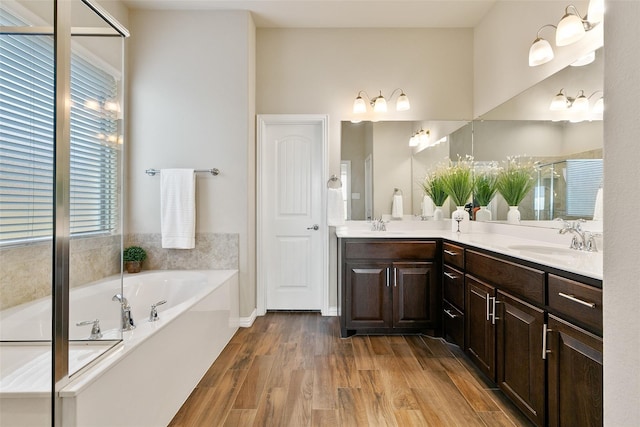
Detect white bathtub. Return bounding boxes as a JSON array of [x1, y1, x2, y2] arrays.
[[0, 270, 239, 427]]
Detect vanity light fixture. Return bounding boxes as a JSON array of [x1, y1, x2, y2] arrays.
[[353, 89, 410, 114], [409, 128, 430, 147], [528, 0, 603, 67], [549, 89, 604, 121], [570, 50, 596, 67]]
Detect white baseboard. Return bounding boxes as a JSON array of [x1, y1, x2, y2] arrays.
[[238, 308, 257, 328], [323, 306, 338, 316]]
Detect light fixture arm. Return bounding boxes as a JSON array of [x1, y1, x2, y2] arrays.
[[535, 24, 557, 39], [564, 4, 598, 30], [587, 90, 603, 100]]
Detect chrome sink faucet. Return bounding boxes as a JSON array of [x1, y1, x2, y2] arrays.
[[555, 218, 598, 252], [112, 293, 135, 330], [370, 218, 387, 231]]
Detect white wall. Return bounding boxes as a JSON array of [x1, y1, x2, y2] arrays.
[[127, 10, 256, 316], [603, 1, 640, 424]]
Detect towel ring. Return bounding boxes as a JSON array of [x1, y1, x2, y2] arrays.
[[327, 174, 342, 189]]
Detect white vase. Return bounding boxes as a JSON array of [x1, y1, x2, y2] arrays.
[[507, 206, 521, 224], [433, 206, 444, 221], [476, 206, 492, 222], [451, 206, 470, 232]]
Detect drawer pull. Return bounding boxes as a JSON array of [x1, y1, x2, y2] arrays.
[[386, 268, 390, 287], [444, 250, 459, 256], [444, 309, 458, 319], [558, 292, 596, 309], [444, 272, 458, 280]]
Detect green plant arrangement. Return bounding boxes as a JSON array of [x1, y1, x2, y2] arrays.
[[123, 246, 147, 273], [420, 171, 449, 207], [441, 156, 474, 207], [496, 156, 536, 206], [474, 172, 499, 206]]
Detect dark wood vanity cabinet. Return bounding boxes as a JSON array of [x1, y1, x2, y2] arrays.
[[340, 239, 439, 337], [442, 243, 465, 347], [465, 250, 547, 426]]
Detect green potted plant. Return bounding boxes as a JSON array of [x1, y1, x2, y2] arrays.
[[123, 246, 147, 274], [474, 166, 499, 221], [420, 170, 448, 220], [441, 157, 474, 231], [496, 156, 536, 224]]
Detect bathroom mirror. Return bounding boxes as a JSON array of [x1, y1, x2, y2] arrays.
[[473, 47, 603, 225], [340, 47, 604, 226], [340, 120, 471, 220]]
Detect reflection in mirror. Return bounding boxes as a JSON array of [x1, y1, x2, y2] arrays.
[[473, 47, 603, 226], [340, 121, 471, 220]]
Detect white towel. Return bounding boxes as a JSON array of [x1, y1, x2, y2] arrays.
[[327, 188, 344, 226], [391, 194, 403, 219], [593, 187, 603, 221], [160, 169, 196, 249]]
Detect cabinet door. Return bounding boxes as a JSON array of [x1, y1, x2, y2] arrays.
[[465, 275, 496, 381], [548, 315, 603, 427], [496, 291, 545, 427], [344, 261, 392, 329], [392, 262, 437, 329]]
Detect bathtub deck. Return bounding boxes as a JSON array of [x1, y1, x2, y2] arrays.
[[168, 312, 534, 427]]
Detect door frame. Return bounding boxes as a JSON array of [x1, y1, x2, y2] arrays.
[[256, 114, 329, 316]]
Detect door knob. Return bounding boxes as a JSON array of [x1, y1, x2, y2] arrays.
[[307, 224, 319, 230]]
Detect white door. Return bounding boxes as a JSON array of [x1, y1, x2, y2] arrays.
[[257, 115, 328, 313]]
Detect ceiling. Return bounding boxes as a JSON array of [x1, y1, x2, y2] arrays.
[[121, 0, 500, 28]]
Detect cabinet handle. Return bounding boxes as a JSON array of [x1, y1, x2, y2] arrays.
[[444, 272, 458, 280], [486, 293, 490, 321], [394, 267, 398, 287], [490, 297, 500, 325], [444, 250, 459, 256], [386, 268, 390, 287], [558, 292, 596, 309], [444, 309, 458, 319], [542, 323, 552, 360]]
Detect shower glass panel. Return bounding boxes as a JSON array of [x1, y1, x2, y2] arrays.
[[68, 0, 125, 376], [0, 3, 55, 420]]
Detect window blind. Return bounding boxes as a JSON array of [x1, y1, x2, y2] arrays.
[[0, 11, 119, 244]]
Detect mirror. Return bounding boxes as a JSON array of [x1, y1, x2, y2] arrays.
[[473, 47, 603, 225], [340, 120, 471, 220], [340, 48, 603, 227]]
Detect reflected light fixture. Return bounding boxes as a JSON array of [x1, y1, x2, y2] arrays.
[[353, 88, 410, 114], [549, 89, 604, 120], [409, 128, 430, 147], [528, 0, 603, 67], [570, 50, 596, 66]]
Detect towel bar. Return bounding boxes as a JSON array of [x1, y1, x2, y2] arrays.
[[145, 168, 220, 176]]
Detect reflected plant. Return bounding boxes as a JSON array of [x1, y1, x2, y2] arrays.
[[474, 162, 500, 206], [496, 156, 537, 206], [420, 169, 449, 207], [441, 155, 474, 207]]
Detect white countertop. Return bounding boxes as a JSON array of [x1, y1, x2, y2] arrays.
[[335, 220, 603, 281]]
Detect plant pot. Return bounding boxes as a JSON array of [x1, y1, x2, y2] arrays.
[[476, 206, 492, 222], [433, 206, 444, 221], [125, 261, 141, 274], [507, 206, 521, 224], [451, 206, 470, 233]]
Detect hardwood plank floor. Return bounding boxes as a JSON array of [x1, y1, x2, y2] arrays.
[[168, 312, 534, 427]]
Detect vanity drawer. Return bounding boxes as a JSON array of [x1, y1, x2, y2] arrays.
[[443, 301, 464, 347], [443, 242, 464, 269], [548, 274, 602, 335], [443, 265, 464, 311], [466, 250, 544, 305], [344, 240, 437, 260]]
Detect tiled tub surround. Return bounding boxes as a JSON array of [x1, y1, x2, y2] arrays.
[[0, 234, 121, 310], [0, 232, 239, 310], [125, 232, 239, 270]]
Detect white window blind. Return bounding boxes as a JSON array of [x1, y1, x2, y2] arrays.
[[565, 159, 603, 218], [0, 11, 120, 244]]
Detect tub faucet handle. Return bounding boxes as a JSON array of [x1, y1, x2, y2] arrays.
[[149, 300, 167, 322], [76, 319, 102, 340]]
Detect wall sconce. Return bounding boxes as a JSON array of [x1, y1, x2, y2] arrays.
[[549, 89, 604, 121], [528, 0, 603, 67], [353, 88, 410, 114], [409, 128, 429, 147]]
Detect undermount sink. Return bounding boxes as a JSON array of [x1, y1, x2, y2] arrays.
[[358, 230, 406, 235], [507, 244, 578, 257]]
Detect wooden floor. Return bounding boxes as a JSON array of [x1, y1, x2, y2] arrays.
[[169, 312, 534, 427]]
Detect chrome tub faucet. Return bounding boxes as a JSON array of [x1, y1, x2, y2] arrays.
[[112, 293, 135, 330]]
